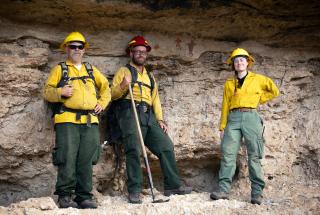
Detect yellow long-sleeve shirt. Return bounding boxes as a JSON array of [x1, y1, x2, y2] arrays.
[[220, 71, 279, 130], [44, 59, 111, 124], [111, 62, 163, 121]]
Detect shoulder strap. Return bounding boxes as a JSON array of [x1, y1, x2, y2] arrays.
[[60, 62, 68, 78], [57, 62, 69, 87], [121, 64, 155, 100], [83, 62, 96, 84], [118, 64, 136, 100], [125, 64, 154, 91], [84, 62, 99, 98], [125, 63, 138, 85], [147, 71, 155, 92]]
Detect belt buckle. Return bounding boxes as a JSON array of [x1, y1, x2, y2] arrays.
[[136, 104, 148, 113], [143, 105, 148, 113]]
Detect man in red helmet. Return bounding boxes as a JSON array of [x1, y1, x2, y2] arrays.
[[111, 36, 192, 203]]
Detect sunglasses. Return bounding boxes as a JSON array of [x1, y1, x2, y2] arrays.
[[68, 44, 84, 50]]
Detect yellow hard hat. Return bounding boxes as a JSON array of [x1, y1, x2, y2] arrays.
[[60, 32, 89, 51], [226, 48, 254, 67]]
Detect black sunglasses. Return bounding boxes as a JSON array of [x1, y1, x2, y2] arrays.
[[68, 44, 84, 50]]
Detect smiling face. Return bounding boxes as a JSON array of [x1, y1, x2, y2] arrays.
[[233, 56, 248, 73], [66, 41, 85, 64], [130, 46, 148, 66]]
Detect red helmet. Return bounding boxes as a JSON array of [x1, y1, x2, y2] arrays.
[[126, 36, 151, 54]]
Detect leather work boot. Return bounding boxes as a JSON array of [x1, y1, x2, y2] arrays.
[[251, 195, 263, 205], [164, 186, 193, 196], [128, 193, 142, 204], [58, 196, 78, 208], [78, 199, 98, 209], [210, 191, 229, 200]]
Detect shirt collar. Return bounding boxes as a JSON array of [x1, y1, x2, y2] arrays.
[[66, 59, 82, 67]]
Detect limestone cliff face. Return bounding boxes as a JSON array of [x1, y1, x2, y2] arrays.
[[0, 0, 319, 208]]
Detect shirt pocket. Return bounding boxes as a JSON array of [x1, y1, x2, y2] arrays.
[[257, 136, 265, 159]]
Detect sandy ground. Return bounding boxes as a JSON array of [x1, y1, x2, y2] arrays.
[[1, 185, 319, 215]]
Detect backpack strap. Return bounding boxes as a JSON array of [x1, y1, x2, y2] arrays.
[[60, 62, 68, 78], [83, 62, 99, 98], [53, 62, 99, 118], [84, 62, 96, 84], [58, 61, 97, 86], [126, 63, 138, 89], [146, 71, 155, 93], [57, 62, 70, 87], [123, 64, 155, 98]]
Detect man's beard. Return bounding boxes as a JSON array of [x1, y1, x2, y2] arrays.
[[69, 53, 83, 63], [132, 56, 146, 66]]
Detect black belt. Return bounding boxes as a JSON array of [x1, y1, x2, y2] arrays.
[[230, 108, 256, 112], [115, 99, 153, 126], [116, 99, 151, 113], [60, 106, 96, 126]]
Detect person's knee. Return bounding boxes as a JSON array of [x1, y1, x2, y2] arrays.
[[125, 147, 140, 157], [155, 141, 175, 156], [160, 140, 174, 151], [221, 153, 237, 164], [123, 135, 140, 153], [248, 155, 260, 162]]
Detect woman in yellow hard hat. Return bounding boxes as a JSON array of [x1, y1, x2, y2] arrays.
[[226, 48, 255, 68], [210, 48, 280, 205]]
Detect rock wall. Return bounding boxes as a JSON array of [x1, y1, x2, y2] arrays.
[[0, 0, 320, 207]]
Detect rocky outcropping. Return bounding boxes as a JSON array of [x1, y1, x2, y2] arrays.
[[0, 0, 319, 212]]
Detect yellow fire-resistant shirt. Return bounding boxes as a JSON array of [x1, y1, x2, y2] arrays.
[[44, 60, 111, 124], [111, 62, 163, 121], [220, 71, 280, 130]]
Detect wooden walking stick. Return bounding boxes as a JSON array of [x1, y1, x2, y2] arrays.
[[128, 83, 169, 203]]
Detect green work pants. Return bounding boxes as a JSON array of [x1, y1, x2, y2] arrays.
[[53, 123, 100, 202], [218, 110, 265, 197], [118, 106, 181, 194]]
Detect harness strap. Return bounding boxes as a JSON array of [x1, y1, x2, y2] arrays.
[[57, 62, 70, 87], [60, 62, 68, 78], [69, 75, 91, 84], [58, 62, 96, 86], [136, 81, 152, 89], [121, 64, 155, 99], [60, 106, 96, 127], [84, 62, 95, 82]]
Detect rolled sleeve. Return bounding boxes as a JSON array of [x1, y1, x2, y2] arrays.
[[111, 67, 130, 100]]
